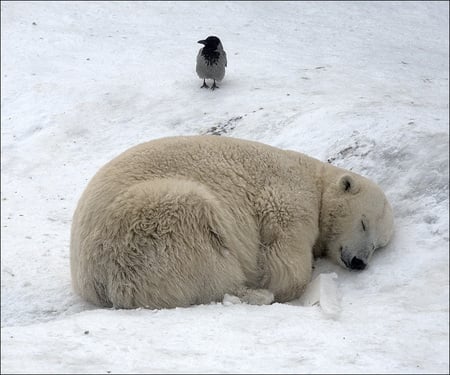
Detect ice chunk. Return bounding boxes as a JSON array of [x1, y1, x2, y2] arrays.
[[299, 273, 341, 318]]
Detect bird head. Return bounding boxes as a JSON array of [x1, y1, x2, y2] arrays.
[[197, 36, 222, 49]]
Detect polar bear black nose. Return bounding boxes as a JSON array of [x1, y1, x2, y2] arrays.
[[350, 257, 366, 270]]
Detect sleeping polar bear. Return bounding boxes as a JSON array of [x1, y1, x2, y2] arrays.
[[70, 135, 394, 309]]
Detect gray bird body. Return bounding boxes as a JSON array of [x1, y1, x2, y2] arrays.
[[196, 36, 227, 88], [196, 46, 227, 81]]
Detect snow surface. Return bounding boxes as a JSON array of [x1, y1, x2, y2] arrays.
[[1, 1, 449, 373]]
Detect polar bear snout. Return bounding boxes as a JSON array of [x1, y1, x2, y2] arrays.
[[340, 247, 370, 271], [349, 257, 366, 270]]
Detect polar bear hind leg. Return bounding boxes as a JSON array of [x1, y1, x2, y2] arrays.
[[87, 178, 250, 309]]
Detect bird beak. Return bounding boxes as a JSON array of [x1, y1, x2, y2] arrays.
[[197, 40, 207, 45]]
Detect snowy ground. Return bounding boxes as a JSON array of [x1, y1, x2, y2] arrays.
[[1, 1, 449, 373]]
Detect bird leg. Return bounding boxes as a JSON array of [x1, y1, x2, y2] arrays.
[[211, 80, 219, 90], [201, 79, 209, 89]]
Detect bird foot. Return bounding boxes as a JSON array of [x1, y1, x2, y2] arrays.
[[201, 79, 209, 89], [211, 83, 219, 90]]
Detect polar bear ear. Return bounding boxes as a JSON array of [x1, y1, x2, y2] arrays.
[[338, 175, 360, 194]]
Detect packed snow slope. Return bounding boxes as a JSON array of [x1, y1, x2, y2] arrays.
[[1, 1, 449, 373]]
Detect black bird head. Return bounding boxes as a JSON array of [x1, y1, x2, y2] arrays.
[[197, 36, 222, 49]]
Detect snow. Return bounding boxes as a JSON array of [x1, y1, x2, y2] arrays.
[[1, 1, 448, 373]]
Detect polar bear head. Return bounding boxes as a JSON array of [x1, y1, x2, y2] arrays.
[[318, 172, 394, 270]]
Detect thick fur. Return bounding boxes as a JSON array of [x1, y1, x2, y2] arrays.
[[70, 136, 394, 309]]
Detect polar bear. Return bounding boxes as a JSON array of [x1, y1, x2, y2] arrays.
[[70, 135, 394, 309]]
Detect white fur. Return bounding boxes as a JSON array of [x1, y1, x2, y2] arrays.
[[70, 136, 394, 309]]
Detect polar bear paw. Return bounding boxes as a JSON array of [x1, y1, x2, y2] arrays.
[[228, 288, 275, 305]]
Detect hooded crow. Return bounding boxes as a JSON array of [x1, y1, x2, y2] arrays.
[[196, 36, 227, 90]]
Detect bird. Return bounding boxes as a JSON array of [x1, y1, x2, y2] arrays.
[[196, 36, 227, 90]]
